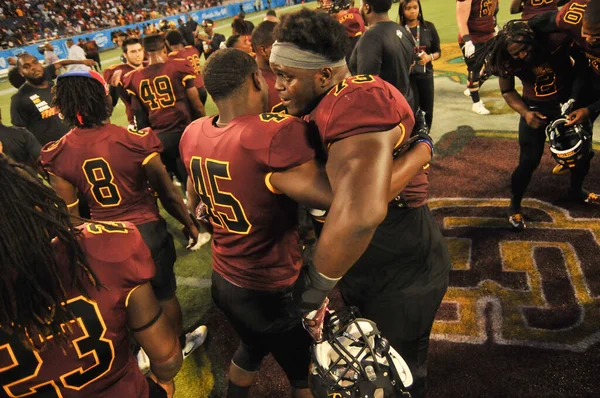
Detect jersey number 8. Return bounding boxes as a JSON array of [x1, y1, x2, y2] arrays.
[[83, 158, 122, 207]]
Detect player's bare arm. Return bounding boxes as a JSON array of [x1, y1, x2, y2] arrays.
[[510, 0, 524, 14], [499, 75, 547, 128], [127, 282, 183, 390], [312, 130, 398, 279], [186, 86, 206, 119], [48, 173, 81, 221], [456, 0, 473, 38], [144, 155, 200, 245]]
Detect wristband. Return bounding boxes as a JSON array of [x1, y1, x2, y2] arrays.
[[462, 35, 471, 42], [308, 260, 340, 291], [415, 139, 434, 157]]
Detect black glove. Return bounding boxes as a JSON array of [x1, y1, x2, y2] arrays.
[[293, 260, 338, 314]]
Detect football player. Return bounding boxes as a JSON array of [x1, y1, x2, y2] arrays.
[[456, 0, 498, 114], [103, 38, 146, 128], [123, 34, 205, 191], [510, 0, 567, 20], [270, 9, 450, 398], [39, 70, 209, 365], [318, 0, 366, 60], [180, 48, 433, 398], [475, 21, 598, 229], [251, 21, 285, 112], [0, 156, 182, 397], [165, 29, 208, 105]]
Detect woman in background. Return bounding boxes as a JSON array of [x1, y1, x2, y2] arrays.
[[399, 0, 440, 128]]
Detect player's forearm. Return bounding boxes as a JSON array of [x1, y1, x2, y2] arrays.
[[503, 91, 530, 117], [160, 187, 195, 230], [388, 143, 431, 202], [456, 2, 472, 38]]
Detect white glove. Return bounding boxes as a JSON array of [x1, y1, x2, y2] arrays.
[[463, 40, 476, 58], [494, 25, 500, 35]]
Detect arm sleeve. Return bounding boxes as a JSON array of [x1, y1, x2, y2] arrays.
[[354, 32, 383, 76], [429, 22, 441, 55], [10, 95, 27, 127]]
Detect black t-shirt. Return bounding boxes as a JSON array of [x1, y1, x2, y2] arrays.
[[349, 21, 416, 111], [8, 64, 57, 89], [10, 81, 69, 146], [0, 124, 41, 165], [407, 21, 441, 75]]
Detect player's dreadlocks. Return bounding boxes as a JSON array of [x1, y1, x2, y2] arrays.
[[474, 20, 537, 78], [0, 156, 99, 350], [53, 76, 112, 128]]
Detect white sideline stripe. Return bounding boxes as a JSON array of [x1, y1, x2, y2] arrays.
[[177, 276, 212, 288], [0, 4, 306, 96]]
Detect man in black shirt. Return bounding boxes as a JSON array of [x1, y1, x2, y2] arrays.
[[10, 54, 70, 146], [0, 108, 41, 168], [197, 19, 226, 59], [349, 0, 416, 110], [8, 56, 96, 89]]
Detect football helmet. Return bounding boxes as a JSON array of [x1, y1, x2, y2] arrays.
[[545, 117, 591, 169], [317, 0, 351, 13], [310, 307, 413, 398]]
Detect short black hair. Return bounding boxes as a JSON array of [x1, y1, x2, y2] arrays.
[[143, 34, 166, 52], [585, 0, 600, 26], [226, 34, 242, 48], [266, 9, 277, 17], [203, 48, 258, 101], [274, 8, 348, 62], [252, 20, 276, 49], [364, 0, 392, 13], [165, 29, 185, 46], [121, 37, 141, 53]]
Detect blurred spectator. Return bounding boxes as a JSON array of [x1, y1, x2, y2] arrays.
[[84, 37, 101, 71], [197, 19, 226, 59], [66, 38, 91, 72], [225, 34, 253, 54], [264, 9, 278, 22]]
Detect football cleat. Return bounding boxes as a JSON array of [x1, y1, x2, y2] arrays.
[[182, 325, 208, 359], [583, 192, 600, 205], [508, 213, 526, 230], [472, 101, 490, 115]]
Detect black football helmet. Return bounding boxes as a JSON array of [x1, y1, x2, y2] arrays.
[[309, 307, 413, 398], [317, 0, 351, 13], [545, 116, 591, 169]]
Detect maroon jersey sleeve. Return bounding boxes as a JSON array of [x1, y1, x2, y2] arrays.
[[338, 11, 365, 38], [310, 75, 415, 148], [556, 0, 588, 32], [522, 0, 558, 20]]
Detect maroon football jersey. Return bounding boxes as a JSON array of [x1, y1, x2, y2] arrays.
[[0, 222, 154, 398], [40, 124, 162, 225], [511, 37, 573, 101], [556, 0, 600, 75], [260, 67, 285, 112], [123, 59, 196, 135], [522, 0, 559, 20], [307, 74, 427, 207], [457, 0, 498, 44], [179, 114, 316, 290], [168, 46, 205, 88], [337, 10, 366, 38], [104, 63, 137, 124]]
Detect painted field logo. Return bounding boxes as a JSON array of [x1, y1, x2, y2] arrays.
[[430, 198, 600, 352]]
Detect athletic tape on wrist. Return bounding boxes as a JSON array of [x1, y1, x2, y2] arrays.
[[308, 260, 341, 291], [270, 41, 346, 70]]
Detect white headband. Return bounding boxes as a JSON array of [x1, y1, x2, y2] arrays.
[[269, 41, 346, 70]]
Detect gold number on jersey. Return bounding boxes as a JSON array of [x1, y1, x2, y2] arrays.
[[190, 157, 252, 234], [259, 113, 293, 123], [139, 76, 176, 110], [187, 54, 202, 76], [480, 0, 495, 17], [86, 222, 129, 234], [531, 0, 553, 6], [534, 72, 558, 97], [329, 74, 376, 97], [82, 158, 122, 207], [563, 2, 586, 25], [0, 297, 115, 396]]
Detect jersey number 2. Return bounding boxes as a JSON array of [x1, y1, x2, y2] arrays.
[[190, 157, 252, 234], [0, 297, 115, 397]]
